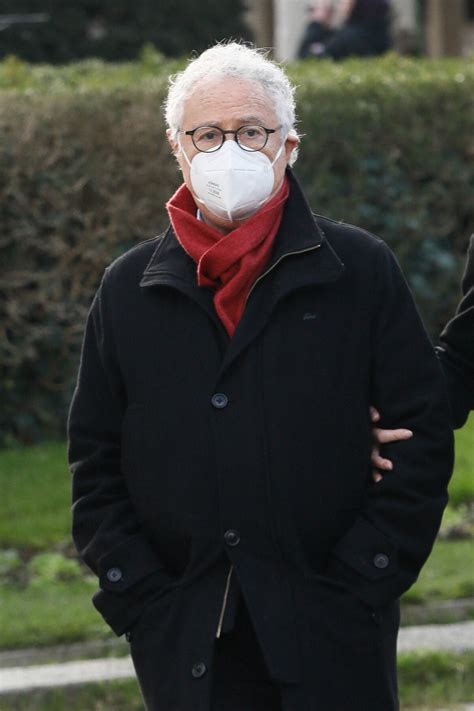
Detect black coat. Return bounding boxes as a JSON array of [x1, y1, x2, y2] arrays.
[[437, 235, 474, 429], [68, 170, 454, 711]]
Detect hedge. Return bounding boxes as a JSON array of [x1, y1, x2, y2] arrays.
[[1, 52, 473, 445]]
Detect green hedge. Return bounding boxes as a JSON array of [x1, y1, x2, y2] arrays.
[[1, 52, 473, 445]]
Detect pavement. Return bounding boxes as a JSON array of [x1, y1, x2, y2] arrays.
[[396, 620, 474, 654], [1, 621, 474, 695], [0, 656, 134, 693]]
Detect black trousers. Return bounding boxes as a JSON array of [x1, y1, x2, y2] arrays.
[[210, 595, 282, 711]]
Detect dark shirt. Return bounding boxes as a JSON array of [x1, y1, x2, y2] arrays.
[[348, 0, 390, 24]]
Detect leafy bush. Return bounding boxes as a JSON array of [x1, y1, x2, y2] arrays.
[[0, 45, 179, 92], [1, 52, 473, 444], [293, 54, 474, 329]]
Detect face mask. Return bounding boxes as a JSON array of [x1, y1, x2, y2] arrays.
[[179, 138, 285, 222]]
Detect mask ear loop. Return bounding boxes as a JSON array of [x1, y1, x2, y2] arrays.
[[177, 135, 192, 168], [270, 139, 285, 168]]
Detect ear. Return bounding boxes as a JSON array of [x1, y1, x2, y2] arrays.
[[166, 128, 179, 156], [284, 133, 299, 163]]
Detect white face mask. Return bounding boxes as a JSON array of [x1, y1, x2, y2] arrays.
[[179, 137, 285, 223]]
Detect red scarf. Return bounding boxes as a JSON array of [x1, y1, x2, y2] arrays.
[[166, 177, 289, 337]]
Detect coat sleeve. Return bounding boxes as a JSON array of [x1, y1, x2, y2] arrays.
[[68, 268, 174, 636], [436, 235, 474, 429], [325, 239, 454, 608]]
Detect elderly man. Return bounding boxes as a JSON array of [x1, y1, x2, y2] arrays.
[[68, 43, 454, 711]]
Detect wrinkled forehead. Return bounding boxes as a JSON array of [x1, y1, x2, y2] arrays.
[[180, 76, 278, 129]]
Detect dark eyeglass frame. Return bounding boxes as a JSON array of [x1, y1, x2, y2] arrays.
[[182, 124, 280, 153]]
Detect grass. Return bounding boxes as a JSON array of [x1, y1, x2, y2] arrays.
[[398, 651, 474, 708], [0, 652, 473, 710], [0, 415, 471, 649], [0, 580, 111, 650], [451, 413, 474, 507], [402, 539, 474, 604], [0, 535, 472, 649], [0, 441, 71, 548], [0, 679, 143, 711]]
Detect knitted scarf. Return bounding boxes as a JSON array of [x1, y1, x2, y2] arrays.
[[166, 176, 289, 337]]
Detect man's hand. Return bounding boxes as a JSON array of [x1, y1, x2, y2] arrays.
[[370, 406, 413, 483]]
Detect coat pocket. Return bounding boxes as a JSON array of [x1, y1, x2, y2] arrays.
[[125, 584, 179, 645], [294, 573, 399, 709], [300, 572, 382, 650], [302, 570, 400, 654]]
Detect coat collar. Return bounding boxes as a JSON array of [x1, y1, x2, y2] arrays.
[[140, 168, 345, 375], [140, 168, 343, 291]]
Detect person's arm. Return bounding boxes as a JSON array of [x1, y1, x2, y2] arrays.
[[372, 235, 473, 447], [325, 240, 454, 608], [436, 235, 474, 429], [371, 236, 474, 477], [68, 269, 174, 637], [330, 0, 356, 27]]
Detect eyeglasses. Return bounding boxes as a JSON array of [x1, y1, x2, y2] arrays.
[[182, 124, 280, 153]]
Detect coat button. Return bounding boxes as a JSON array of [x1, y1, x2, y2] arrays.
[[211, 393, 228, 409], [373, 553, 389, 569], [106, 567, 123, 583], [224, 529, 240, 546], [191, 662, 207, 678]]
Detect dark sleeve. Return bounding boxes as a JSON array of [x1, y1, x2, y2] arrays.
[[67, 269, 174, 636], [436, 235, 474, 429], [297, 21, 330, 58], [325, 240, 454, 608]]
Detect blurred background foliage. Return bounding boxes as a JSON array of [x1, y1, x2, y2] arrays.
[[0, 0, 249, 63], [0, 51, 473, 445]]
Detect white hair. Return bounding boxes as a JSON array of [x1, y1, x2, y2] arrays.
[[164, 42, 299, 165]]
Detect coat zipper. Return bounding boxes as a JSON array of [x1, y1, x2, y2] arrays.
[[215, 563, 234, 638], [245, 243, 322, 305]]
